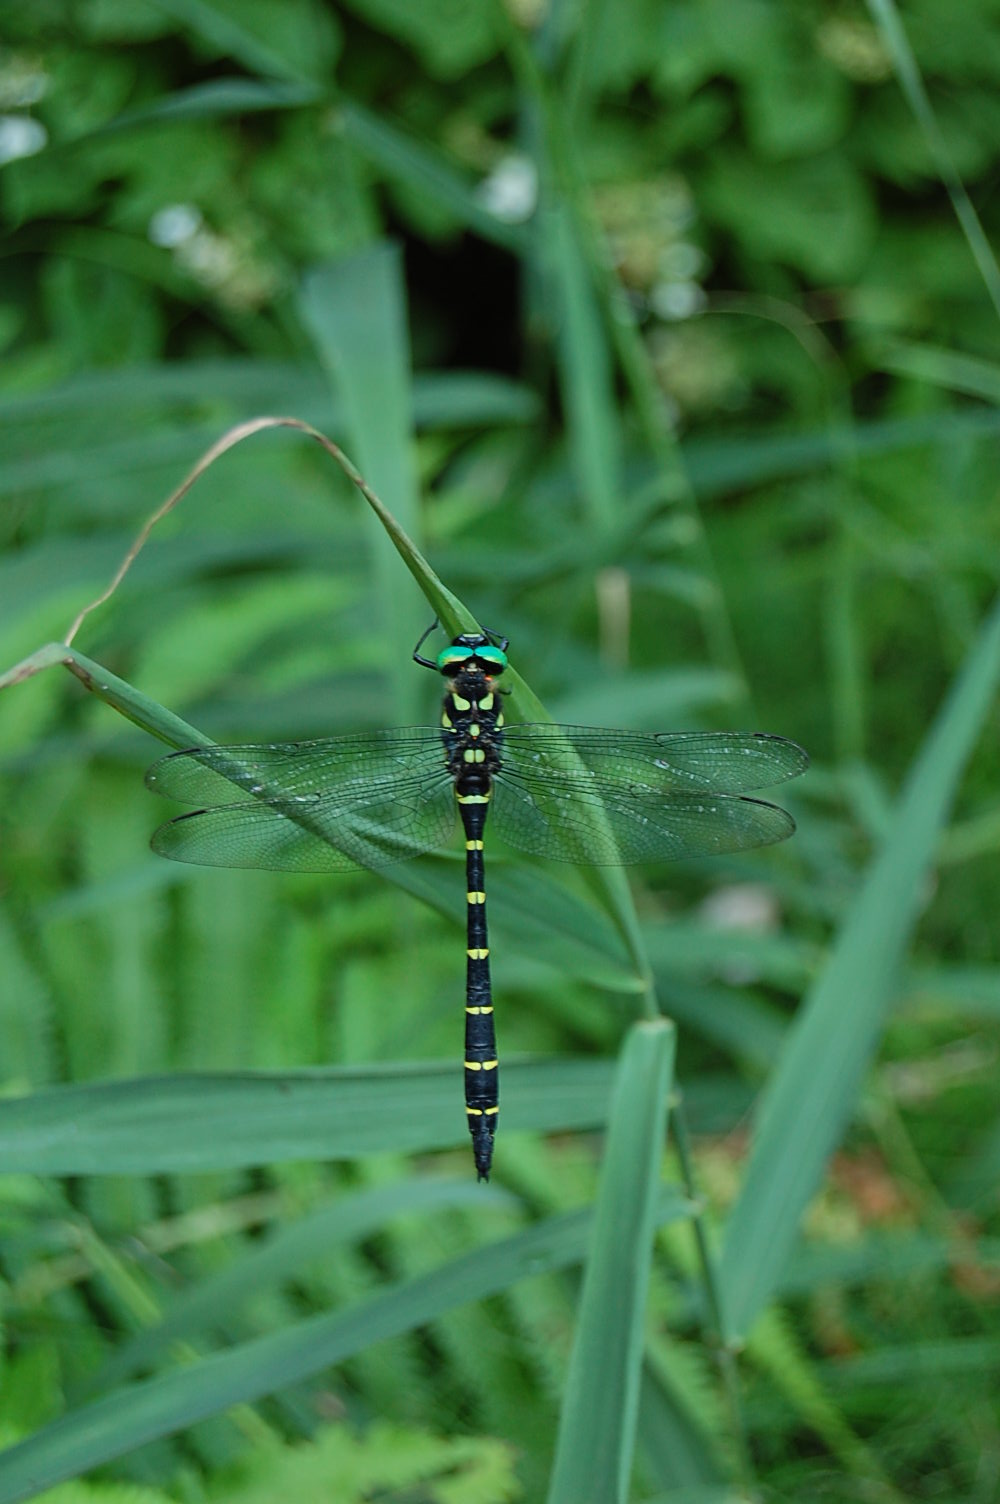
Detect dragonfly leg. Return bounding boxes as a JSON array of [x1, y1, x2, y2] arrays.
[[412, 618, 441, 669]]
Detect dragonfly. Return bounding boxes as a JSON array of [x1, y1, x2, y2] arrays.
[[146, 625, 808, 1180]]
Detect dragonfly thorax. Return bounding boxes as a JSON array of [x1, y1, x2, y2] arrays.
[[448, 660, 499, 701], [440, 660, 505, 794]]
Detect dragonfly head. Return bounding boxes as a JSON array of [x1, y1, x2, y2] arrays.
[[436, 633, 508, 682]]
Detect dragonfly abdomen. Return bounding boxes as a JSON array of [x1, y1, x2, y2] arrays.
[[441, 662, 505, 1180], [458, 793, 498, 1180]]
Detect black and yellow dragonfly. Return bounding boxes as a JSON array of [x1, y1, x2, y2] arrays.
[[146, 627, 807, 1179]]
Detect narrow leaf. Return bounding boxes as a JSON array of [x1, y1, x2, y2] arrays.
[[720, 593, 1000, 1337], [866, 0, 1000, 322], [0, 1058, 620, 1174], [547, 1020, 675, 1504], [299, 246, 422, 717]]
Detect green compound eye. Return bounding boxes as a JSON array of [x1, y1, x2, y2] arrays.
[[475, 646, 508, 672], [436, 646, 469, 672]]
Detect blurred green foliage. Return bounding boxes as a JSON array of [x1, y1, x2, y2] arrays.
[[3, 0, 1000, 1500]]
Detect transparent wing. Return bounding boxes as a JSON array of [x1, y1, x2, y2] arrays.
[[146, 730, 452, 804], [497, 726, 808, 793], [492, 725, 805, 865], [492, 778, 795, 865], [146, 731, 456, 872], [145, 724, 807, 871]]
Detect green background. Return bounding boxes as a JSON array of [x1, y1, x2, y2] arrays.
[[2, 1, 1000, 1500]]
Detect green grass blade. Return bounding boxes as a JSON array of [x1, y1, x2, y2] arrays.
[[299, 245, 422, 717], [90, 77, 324, 133], [0, 1058, 622, 1173], [339, 99, 526, 253], [877, 339, 1000, 404], [91, 1177, 514, 1392], [0, 645, 208, 748], [719, 592, 1000, 1338], [0, 1185, 691, 1504], [683, 407, 1000, 497], [550, 201, 620, 534], [0, 361, 535, 431], [547, 1020, 675, 1504], [866, 0, 1000, 323]]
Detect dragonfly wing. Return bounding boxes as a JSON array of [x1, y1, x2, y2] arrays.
[[492, 773, 795, 865], [147, 731, 456, 872], [146, 730, 448, 804], [151, 781, 457, 872], [498, 726, 808, 794]]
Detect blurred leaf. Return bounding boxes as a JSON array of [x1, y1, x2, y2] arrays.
[[684, 405, 1000, 496], [90, 1176, 516, 1391], [339, 0, 499, 78], [338, 100, 526, 251], [866, 0, 1000, 321], [549, 201, 620, 533], [299, 246, 423, 715], [144, 0, 336, 82], [703, 149, 875, 281], [0, 912, 56, 1087], [0, 1184, 691, 1503], [720, 592, 1000, 1338], [636, 1359, 726, 1493], [877, 339, 1000, 403], [89, 77, 326, 134]]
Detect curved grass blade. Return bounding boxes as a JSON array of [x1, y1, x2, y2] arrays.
[[547, 1020, 675, 1504], [720, 592, 1000, 1339], [0, 645, 209, 749], [0, 412, 656, 993], [1, 647, 639, 987]]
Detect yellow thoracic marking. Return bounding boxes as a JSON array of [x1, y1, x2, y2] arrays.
[[469, 723, 480, 737], [466, 1106, 483, 1116], [462, 747, 486, 763], [441, 711, 452, 728], [480, 692, 494, 711], [467, 891, 486, 904], [457, 792, 490, 804], [484, 1105, 499, 1115], [467, 947, 489, 959], [465, 839, 484, 850], [452, 694, 471, 711], [496, 711, 505, 727]]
